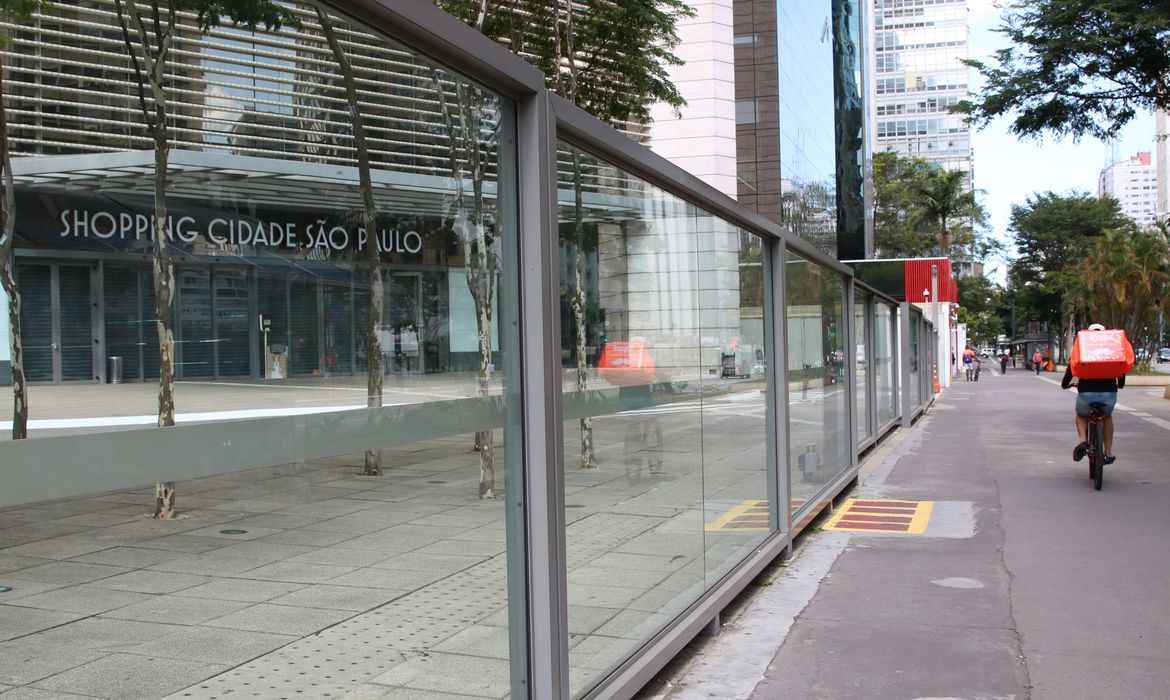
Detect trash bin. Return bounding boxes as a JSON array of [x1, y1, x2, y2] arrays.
[[107, 356, 123, 384]]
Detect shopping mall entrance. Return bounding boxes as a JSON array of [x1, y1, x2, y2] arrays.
[[15, 258, 433, 385], [16, 261, 101, 383]]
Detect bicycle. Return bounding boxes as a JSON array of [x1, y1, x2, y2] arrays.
[[1085, 401, 1107, 491]]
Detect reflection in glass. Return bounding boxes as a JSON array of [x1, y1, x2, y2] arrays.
[[557, 143, 770, 695], [855, 290, 871, 441], [910, 311, 921, 408], [786, 252, 849, 503], [0, 4, 522, 698], [875, 302, 897, 425]]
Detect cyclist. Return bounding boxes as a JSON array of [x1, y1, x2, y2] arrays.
[[1061, 323, 1126, 465]]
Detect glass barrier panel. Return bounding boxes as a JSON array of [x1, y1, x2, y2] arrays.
[[0, 4, 524, 698], [875, 302, 898, 426], [556, 143, 772, 696], [785, 253, 850, 505], [855, 290, 872, 442]]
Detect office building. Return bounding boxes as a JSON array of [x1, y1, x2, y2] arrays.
[[1098, 151, 1160, 229], [869, 0, 972, 177]]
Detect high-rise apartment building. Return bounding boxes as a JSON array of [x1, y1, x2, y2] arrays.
[[869, 0, 972, 177], [1098, 151, 1160, 229]]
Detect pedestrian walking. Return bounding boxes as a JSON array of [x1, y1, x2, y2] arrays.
[[963, 347, 975, 381], [1032, 349, 1044, 375], [1000, 352, 1009, 375]]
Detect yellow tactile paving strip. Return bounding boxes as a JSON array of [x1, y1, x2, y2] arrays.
[[706, 499, 808, 533], [823, 498, 934, 534]]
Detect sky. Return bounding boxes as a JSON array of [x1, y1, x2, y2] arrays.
[[967, 0, 1157, 283]]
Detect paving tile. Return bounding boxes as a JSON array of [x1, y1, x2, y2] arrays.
[[329, 566, 450, 591], [31, 653, 225, 699], [201, 541, 315, 563], [134, 534, 235, 554], [238, 561, 356, 584], [372, 552, 486, 575], [0, 580, 67, 602], [97, 570, 209, 594], [9, 561, 129, 586], [203, 603, 351, 636], [6, 584, 152, 615], [23, 617, 186, 652], [0, 605, 84, 642], [371, 652, 510, 698], [148, 555, 262, 577], [433, 625, 510, 660], [268, 584, 404, 612], [340, 686, 492, 699], [0, 686, 96, 698], [101, 595, 251, 624], [286, 547, 393, 568], [121, 626, 295, 665], [0, 555, 52, 575], [54, 511, 142, 528], [174, 579, 304, 603], [568, 633, 639, 672], [69, 546, 181, 568], [181, 525, 284, 541], [413, 539, 507, 557], [255, 528, 358, 547], [0, 638, 108, 685]]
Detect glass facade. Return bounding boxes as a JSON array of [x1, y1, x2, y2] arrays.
[[786, 252, 850, 503], [0, 1, 921, 698], [557, 143, 770, 695]]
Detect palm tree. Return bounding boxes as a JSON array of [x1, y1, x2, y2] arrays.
[[915, 169, 984, 255]]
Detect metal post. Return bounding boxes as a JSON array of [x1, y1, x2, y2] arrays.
[[900, 301, 913, 426], [514, 90, 569, 700], [931, 263, 939, 388], [866, 295, 878, 438], [765, 239, 789, 533]]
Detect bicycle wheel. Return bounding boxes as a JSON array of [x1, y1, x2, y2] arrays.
[[1090, 421, 1104, 491]]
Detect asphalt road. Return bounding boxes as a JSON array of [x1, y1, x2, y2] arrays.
[[742, 368, 1170, 699]]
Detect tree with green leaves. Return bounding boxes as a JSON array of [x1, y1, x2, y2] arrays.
[[1007, 191, 1132, 358], [1061, 227, 1170, 363], [0, 0, 42, 441], [112, 0, 298, 517], [438, 0, 692, 476], [957, 0, 1170, 140], [916, 168, 984, 255], [873, 151, 988, 259], [312, 5, 385, 477], [957, 274, 1005, 347]]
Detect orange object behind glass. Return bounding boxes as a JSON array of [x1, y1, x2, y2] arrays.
[[598, 339, 657, 387], [1070, 329, 1135, 379]]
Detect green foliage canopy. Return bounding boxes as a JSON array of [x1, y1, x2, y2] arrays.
[[873, 151, 988, 259], [957, 0, 1170, 140]]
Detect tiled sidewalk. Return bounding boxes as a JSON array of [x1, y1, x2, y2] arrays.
[[0, 406, 769, 699]]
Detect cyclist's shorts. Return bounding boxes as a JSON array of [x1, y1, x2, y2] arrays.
[[1076, 391, 1117, 417]]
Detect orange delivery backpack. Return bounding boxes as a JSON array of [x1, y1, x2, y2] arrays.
[[1069, 329, 1135, 380], [598, 338, 656, 387]]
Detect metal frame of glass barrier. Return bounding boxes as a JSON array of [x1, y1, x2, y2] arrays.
[[0, 1, 920, 698]]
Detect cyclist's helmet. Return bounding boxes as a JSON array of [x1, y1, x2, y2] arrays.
[[1087, 323, 1106, 331]]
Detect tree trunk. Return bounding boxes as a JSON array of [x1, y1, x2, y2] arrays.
[[571, 153, 594, 469], [0, 57, 29, 440], [151, 103, 177, 520], [316, 6, 383, 476]]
